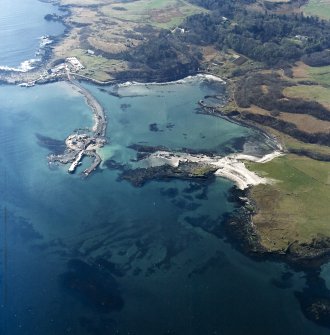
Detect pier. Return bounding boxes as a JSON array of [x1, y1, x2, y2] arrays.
[[48, 73, 108, 176], [68, 151, 84, 173]]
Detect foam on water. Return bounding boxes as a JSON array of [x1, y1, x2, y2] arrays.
[[0, 0, 64, 69]]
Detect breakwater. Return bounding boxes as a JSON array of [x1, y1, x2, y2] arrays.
[[48, 78, 107, 176]]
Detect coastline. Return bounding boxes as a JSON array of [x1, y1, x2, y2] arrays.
[[2, 0, 329, 272], [141, 150, 283, 190], [0, 0, 70, 84], [2, 1, 330, 331], [225, 197, 330, 270]]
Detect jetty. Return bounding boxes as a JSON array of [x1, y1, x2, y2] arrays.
[[68, 151, 84, 173], [48, 72, 107, 176]]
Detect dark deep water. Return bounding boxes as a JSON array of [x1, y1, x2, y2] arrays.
[[1, 1, 330, 334]]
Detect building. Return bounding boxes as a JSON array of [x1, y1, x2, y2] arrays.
[[66, 57, 84, 71]]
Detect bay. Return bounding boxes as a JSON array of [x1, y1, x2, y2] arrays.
[[0, 80, 329, 335]]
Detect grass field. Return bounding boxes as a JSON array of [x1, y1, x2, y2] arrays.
[[60, 0, 111, 5], [101, 0, 206, 29], [282, 85, 330, 133], [293, 63, 330, 87], [70, 49, 128, 82], [283, 85, 330, 108], [279, 112, 330, 133], [308, 65, 330, 87], [247, 155, 330, 252], [291, 62, 330, 87], [303, 0, 330, 19]]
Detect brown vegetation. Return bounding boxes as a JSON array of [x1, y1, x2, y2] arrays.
[[279, 113, 330, 134]]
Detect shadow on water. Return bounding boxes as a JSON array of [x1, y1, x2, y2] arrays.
[[35, 133, 66, 155], [188, 250, 230, 278], [160, 187, 179, 198], [6, 211, 43, 243], [59, 259, 124, 313]]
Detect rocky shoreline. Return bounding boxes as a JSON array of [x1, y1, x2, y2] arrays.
[[224, 186, 330, 329], [4, 0, 330, 284], [225, 199, 330, 270]]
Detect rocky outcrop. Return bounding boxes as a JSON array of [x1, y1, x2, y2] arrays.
[[119, 162, 217, 187]]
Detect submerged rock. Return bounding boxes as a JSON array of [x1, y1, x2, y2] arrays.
[[59, 259, 124, 313], [35, 133, 66, 155]]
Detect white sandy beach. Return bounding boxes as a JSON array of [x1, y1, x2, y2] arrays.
[[142, 150, 283, 190]]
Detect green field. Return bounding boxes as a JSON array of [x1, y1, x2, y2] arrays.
[[303, 0, 330, 20], [308, 65, 330, 87], [101, 0, 206, 29], [266, 127, 330, 156], [283, 85, 330, 106], [247, 155, 330, 252], [70, 49, 128, 82]]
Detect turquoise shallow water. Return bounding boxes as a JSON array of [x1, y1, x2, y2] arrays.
[[0, 80, 330, 335], [84, 79, 275, 165]]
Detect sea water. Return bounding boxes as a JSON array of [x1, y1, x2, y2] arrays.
[[0, 80, 329, 335], [0, 0, 64, 70], [1, 0, 330, 334]]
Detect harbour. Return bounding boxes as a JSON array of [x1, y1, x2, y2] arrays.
[[47, 69, 107, 176]]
